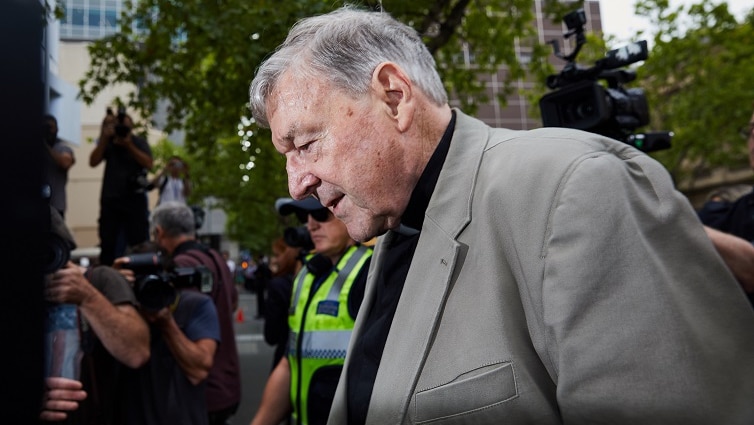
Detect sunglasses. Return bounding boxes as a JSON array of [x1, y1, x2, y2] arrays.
[[295, 208, 332, 223]]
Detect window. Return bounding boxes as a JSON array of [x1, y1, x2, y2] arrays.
[[89, 9, 101, 27], [72, 8, 85, 26], [105, 9, 117, 28]]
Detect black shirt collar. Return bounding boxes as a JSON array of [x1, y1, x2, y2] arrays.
[[399, 110, 456, 232]]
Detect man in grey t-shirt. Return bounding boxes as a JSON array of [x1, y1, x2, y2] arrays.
[[44, 114, 75, 218]]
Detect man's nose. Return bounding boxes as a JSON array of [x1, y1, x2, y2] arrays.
[[286, 156, 319, 200]]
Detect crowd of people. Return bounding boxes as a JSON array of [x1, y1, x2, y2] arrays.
[[39, 5, 754, 425]]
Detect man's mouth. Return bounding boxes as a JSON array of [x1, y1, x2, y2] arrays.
[[327, 195, 344, 214]]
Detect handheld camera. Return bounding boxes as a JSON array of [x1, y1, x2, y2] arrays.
[[114, 107, 130, 138], [121, 252, 213, 311]]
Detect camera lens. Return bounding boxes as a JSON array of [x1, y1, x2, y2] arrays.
[[284, 226, 314, 251], [42, 233, 71, 274], [115, 124, 130, 137], [136, 275, 177, 311]]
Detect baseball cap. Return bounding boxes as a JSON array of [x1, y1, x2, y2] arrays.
[[275, 197, 326, 215]]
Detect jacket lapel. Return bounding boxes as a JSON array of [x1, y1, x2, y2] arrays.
[[365, 111, 493, 424], [331, 111, 506, 425], [328, 231, 392, 425], [365, 221, 460, 424]]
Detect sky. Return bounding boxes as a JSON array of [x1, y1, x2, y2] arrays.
[[600, 0, 752, 45]]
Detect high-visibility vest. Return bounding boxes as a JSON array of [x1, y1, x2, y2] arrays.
[[288, 244, 372, 425]]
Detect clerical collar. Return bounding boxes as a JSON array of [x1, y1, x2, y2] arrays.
[[399, 110, 456, 233]]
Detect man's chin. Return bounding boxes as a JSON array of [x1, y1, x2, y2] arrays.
[[344, 219, 388, 243]]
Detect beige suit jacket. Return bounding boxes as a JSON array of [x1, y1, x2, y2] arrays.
[[329, 110, 754, 424]]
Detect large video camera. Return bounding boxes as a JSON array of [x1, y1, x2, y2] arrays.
[[539, 9, 672, 153], [121, 252, 213, 311]]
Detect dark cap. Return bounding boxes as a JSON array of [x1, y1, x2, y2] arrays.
[[275, 197, 326, 216]]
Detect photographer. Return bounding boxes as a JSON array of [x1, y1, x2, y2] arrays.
[[89, 107, 153, 266], [123, 286, 219, 425], [44, 114, 75, 218], [115, 239, 220, 424], [143, 201, 240, 425], [41, 208, 150, 423], [149, 155, 192, 206]]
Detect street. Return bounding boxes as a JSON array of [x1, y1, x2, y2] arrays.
[[229, 291, 276, 425]]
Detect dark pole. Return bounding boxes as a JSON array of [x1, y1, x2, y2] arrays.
[[0, 1, 47, 423]]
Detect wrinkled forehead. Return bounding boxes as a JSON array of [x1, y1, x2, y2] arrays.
[[266, 72, 328, 140]]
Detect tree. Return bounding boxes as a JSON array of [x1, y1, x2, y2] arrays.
[[633, 0, 754, 188], [78, 0, 582, 251]]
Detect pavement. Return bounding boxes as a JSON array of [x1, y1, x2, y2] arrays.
[[228, 291, 276, 425]]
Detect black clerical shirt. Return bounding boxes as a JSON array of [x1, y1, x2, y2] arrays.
[[346, 111, 456, 425]]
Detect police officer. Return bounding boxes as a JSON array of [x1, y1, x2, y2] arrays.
[[250, 197, 372, 425]]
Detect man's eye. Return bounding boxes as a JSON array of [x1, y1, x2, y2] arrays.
[[297, 141, 315, 152]]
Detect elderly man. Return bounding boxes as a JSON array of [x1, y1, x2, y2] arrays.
[[248, 6, 754, 425]]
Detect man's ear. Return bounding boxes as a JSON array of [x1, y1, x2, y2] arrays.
[[371, 62, 413, 132]]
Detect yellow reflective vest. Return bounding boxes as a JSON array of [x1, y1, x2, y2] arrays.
[[288, 244, 372, 425]]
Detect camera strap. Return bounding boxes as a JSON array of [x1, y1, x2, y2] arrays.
[[168, 292, 181, 313], [174, 240, 227, 293]]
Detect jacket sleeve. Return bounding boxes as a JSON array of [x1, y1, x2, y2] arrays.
[[541, 149, 754, 424]]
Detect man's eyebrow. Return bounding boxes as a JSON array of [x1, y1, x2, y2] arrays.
[[281, 123, 299, 144]]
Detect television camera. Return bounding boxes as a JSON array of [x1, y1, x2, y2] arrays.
[[121, 252, 213, 311], [539, 9, 672, 153]]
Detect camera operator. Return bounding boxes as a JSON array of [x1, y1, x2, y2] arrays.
[[41, 208, 150, 423], [89, 107, 153, 267], [251, 197, 372, 425], [141, 201, 240, 425]]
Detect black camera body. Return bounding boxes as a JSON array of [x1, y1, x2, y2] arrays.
[[114, 107, 131, 138], [43, 207, 75, 274], [539, 9, 672, 153], [43, 232, 71, 274], [122, 252, 213, 311], [284, 225, 314, 251]]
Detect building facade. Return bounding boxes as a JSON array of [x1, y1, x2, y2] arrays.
[[55, 0, 234, 257]]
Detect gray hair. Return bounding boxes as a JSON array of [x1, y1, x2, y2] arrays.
[[249, 5, 448, 128], [150, 202, 196, 238]]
